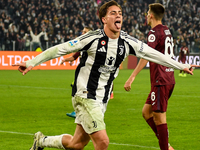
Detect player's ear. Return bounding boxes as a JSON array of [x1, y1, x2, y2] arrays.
[[150, 13, 154, 19], [102, 17, 106, 24]]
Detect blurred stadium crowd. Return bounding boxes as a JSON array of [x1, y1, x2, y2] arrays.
[[0, 0, 199, 54]]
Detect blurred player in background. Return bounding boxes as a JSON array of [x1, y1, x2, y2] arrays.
[[124, 3, 175, 150], [178, 42, 189, 77], [13, 1, 196, 150]]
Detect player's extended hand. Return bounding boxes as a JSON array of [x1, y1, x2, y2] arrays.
[[12, 62, 33, 75], [183, 64, 200, 75], [124, 76, 135, 92]]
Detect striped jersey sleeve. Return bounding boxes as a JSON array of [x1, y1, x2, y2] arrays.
[[123, 32, 191, 70], [25, 29, 101, 68]]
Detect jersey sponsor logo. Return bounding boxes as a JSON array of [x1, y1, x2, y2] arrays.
[[101, 40, 106, 45], [68, 40, 78, 46], [97, 46, 106, 52], [98, 65, 116, 73], [165, 68, 174, 72], [148, 34, 156, 42], [106, 56, 115, 65], [98, 56, 116, 73]]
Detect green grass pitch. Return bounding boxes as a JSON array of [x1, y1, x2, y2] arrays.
[[0, 69, 200, 150]]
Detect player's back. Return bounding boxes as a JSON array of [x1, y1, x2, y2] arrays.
[[147, 24, 175, 86]]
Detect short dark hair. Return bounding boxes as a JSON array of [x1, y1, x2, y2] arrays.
[[149, 3, 165, 20], [98, 0, 122, 24]]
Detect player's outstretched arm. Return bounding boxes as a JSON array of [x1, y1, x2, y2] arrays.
[[140, 43, 199, 72], [12, 62, 33, 75], [124, 58, 148, 92]]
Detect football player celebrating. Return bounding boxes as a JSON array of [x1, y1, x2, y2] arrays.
[[13, 1, 197, 150]]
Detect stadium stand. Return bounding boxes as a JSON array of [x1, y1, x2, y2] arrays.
[[0, 0, 199, 53]]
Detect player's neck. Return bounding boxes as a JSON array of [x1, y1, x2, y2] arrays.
[[151, 20, 162, 29], [104, 26, 120, 39]]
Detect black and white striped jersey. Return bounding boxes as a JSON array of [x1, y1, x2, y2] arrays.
[[71, 29, 138, 103], [26, 29, 190, 103]]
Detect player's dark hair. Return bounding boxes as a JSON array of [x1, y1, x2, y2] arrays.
[[149, 3, 165, 20], [84, 26, 93, 31], [98, 0, 122, 25]]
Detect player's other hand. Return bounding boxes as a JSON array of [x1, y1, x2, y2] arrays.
[[124, 82, 131, 91], [124, 78, 135, 92], [12, 62, 33, 75], [60, 60, 65, 65], [184, 64, 200, 75]]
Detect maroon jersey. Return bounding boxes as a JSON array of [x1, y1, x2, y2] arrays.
[[147, 24, 175, 86], [179, 46, 189, 63]]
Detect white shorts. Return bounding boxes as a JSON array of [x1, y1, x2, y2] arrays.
[[72, 96, 108, 134]]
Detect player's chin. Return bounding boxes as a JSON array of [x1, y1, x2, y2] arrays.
[[116, 28, 121, 31]]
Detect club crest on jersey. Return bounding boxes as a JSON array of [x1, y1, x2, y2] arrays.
[[148, 34, 156, 42], [101, 40, 106, 45], [119, 45, 124, 55], [68, 40, 78, 46]]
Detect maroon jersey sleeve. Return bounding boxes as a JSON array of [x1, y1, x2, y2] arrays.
[[147, 25, 175, 86], [72, 52, 81, 60]]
